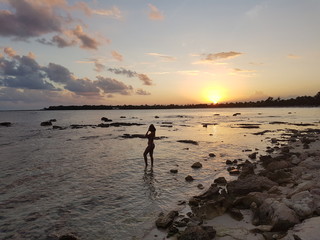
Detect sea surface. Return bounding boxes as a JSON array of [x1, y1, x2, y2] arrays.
[[0, 107, 319, 240]]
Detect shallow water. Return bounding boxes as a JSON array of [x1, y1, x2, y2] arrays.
[[0, 107, 319, 240]]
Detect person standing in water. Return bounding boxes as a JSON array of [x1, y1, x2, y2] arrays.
[[144, 124, 156, 168]]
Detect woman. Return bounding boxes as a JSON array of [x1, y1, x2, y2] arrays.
[[143, 124, 156, 168]]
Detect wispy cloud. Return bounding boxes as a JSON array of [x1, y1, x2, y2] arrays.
[[194, 51, 243, 65], [111, 51, 123, 61], [147, 52, 176, 62], [148, 4, 164, 20], [287, 54, 301, 59]]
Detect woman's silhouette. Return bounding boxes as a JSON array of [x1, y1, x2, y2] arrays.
[[143, 124, 156, 168]]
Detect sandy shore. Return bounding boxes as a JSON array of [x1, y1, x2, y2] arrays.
[[146, 127, 320, 240]]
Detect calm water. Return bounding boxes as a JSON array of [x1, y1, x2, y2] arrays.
[[0, 108, 319, 240]]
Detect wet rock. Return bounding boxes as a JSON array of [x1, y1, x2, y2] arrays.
[[167, 225, 179, 238], [185, 175, 194, 182], [170, 169, 178, 173], [0, 122, 11, 127], [233, 192, 269, 209], [197, 184, 204, 190], [178, 226, 216, 240], [248, 152, 258, 159], [174, 218, 190, 228], [226, 159, 233, 165], [264, 169, 292, 184], [229, 169, 240, 175], [238, 161, 255, 179], [266, 160, 292, 171], [214, 177, 227, 185], [177, 140, 199, 145], [41, 121, 53, 126], [208, 153, 216, 157], [233, 113, 241, 116], [52, 125, 66, 130], [227, 175, 278, 196], [155, 210, 179, 229], [194, 184, 220, 200], [101, 117, 112, 122], [191, 162, 202, 168]]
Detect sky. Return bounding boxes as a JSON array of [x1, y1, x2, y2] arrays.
[[0, 0, 319, 110]]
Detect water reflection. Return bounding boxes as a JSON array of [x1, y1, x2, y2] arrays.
[[143, 168, 158, 200]]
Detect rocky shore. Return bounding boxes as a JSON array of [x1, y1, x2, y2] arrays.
[[152, 128, 320, 240]]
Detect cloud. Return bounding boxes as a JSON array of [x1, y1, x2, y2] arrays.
[[203, 51, 243, 61], [107, 67, 153, 85], [147, 52, 176, 62], [4, 47, 17, 57], [0, 0, 114, 50], [96, 76, 133, 95], [233, 68, 255, 73], [287, 54, 301, 59], [64, 78, 101, 96], [148, 4, 164, 20], [136, 89, 151, 95], [44, 63, 74, 83], [94, 61, 106, 73], [111, 51, 123, 61]]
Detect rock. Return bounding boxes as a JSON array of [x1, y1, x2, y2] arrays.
[[233, 192, 269, 209], [155, 116, 159, 118], [197, 184, 204, 189], [194, 184, 220, 200], [299, 157, 320, 169], [177, 140, 199, 145], [255, 199, 299, 231], [167, 225, 179, 238], [41, 121, 52, 126], [228, 208, 244, 221], [227, 175, 278, 196], [248, 152, 258, 159], [192, 162, 203, 168], [170, 169, 178, 173], [59, 234, 78, 240], [284, 191, 316, 219], [266, 160, 292, 171], [238, 161, 255, 179], [229, 169, 240, 175], [214, 177, 227, 185], [209, 153, 216, 157], [0, 122, 11, 127], [185, 175, 194, 182], [233, 113, 241, 116], [52, 125, 66, 130], [264, 169, 292, 184], [101, 117, 112, 122], [226, 159, 233, 165], [178, 226, 216, 240], [155, 211, 178, 229], [174, 218, 190, 228], [281, 216, 320, 240], [291, 155, 302, 165]]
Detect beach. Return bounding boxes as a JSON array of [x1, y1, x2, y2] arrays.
[[149, 127, 320, 240], [0, 108, 319, 240]]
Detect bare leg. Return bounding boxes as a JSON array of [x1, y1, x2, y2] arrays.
[[143, 148, 148, 167], [149, 149, 154, 167]]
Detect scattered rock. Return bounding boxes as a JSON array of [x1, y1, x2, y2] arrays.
[[177, 140, 199, 145], [197, 184, 204, 190], [191, 162, 202, 168], [170, 169, 178, 173], [208, 153, 216, 157], [226, 160, 233, 165], [178, 225, 216, 240], [214, 177, 227, 185], [41, 121, 52, 126], [155, 211, 179, 229], [248, 152, 258, 159], [185, 175, 194, 182], [228, 208, 244, 221], [229, 169, 240, 175], [0, 122, 11, 127], [233, 113, 241, 116], [101, 117, 112, 122], [59, 234, 78, 240]]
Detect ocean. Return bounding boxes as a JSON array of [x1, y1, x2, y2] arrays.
[[0, 107, 319, 240]]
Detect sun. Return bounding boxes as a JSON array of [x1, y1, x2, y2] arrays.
[[208, 94, 221, 104]]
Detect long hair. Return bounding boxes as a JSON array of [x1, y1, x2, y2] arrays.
[[148, 124, 156, 132]]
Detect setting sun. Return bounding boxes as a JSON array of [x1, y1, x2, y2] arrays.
[[208, 94, 221, 104], [202, 87, 225, 104]]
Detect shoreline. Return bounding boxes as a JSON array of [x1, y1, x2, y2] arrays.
[[147, 127, 320, 240]]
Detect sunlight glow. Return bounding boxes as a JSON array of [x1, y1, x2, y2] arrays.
[[202, 87, 226, 104]]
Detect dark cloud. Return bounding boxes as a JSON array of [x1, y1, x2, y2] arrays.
[[64, 78, 101, 96], [96, 76, 133, 95], [107, 67, 153, 85], [107, 67, 137, 78], [72, 25, 100, 50], [136, 89, 151, 95], [44, 63, 74, 83], [0, 0, 64, 38]]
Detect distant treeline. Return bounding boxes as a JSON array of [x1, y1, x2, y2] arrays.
[[44, 92, 320, 110]]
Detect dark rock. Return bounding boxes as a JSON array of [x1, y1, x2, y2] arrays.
[[209, 153, 216, 157], [170, 169, 178, 173], [248, 152, 258, 159], [41, 121, 52, 126], [167, 226, 179, 238], [238, 161, 255, 179], [191, 162, 202, 168], [226, 160, 233, 165], [101, 117, 112, 122], [214, 177, 227, 185], [227, 175, 278, 196], [229, 169, 240, 175], [178, 226, 216, 240], [155, 116, 160, 118], [120, 116, 126, 118], [194, 184, 219, 200], [197, 184, 204, 189], [265, 160, 292, 172], [50, 119, 57, 122], [233, 113, 241, 116], [155, 211, 178, 229], [185, 175, 194, 182], [97, 123, 110, 128], [174, 218, 190, 227], [177, 140, 199, 145], [52, 125, 66, 130], [59, 234, 78, 240], [265, 169, 292, 184], [228, 208, 244, 221], [0, 122, 11, 127]]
